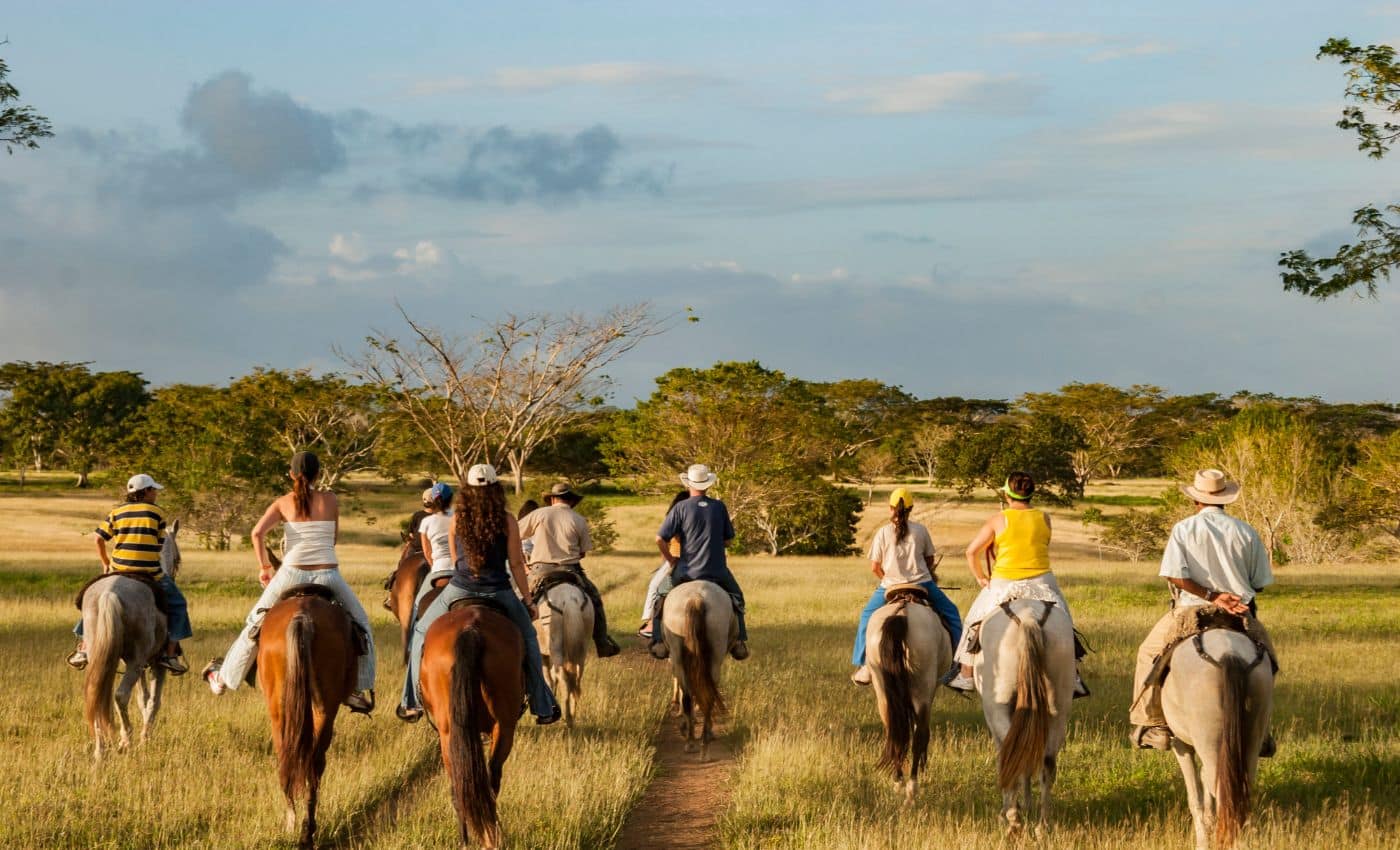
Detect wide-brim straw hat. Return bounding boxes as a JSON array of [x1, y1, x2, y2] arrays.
[[1180, 469, 1241, 505], [680, 463, 718, 490]]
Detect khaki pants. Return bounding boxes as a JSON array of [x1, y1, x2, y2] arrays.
[[1129, 608, 1274, 727]]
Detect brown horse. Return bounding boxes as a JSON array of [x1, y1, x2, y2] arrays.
[[419, 603, 524, 850], [257, 591, 357, 850], [386, 541, 429, 661]]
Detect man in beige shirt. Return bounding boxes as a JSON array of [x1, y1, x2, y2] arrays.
[[520, 482, 621, 657]]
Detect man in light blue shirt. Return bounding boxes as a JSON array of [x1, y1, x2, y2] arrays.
[[1130, 469, 1277, 750]]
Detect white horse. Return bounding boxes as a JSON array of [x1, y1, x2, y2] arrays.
[[82, 521, 181, 761], [535, 582, 594, 728], [867, 588, 951, 803], [660, 580, 736, 761], [1162, 629, 1274, 850], [976, 598, 1075, 836]]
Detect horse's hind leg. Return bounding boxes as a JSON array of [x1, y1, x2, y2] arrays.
[[1171, 740, 1209, 850], [113, 662, 143, 751], [140, 669, 166, 743], [1036, 753, 1058, 837], [908, 705, 931, 805]]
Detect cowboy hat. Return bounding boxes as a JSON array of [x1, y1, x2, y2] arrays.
[[680, 463, 718, 490], [548, 481, 582, 504], [1180, 469, 1241, 505]]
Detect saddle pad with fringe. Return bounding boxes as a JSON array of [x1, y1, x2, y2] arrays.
[[1145, 605, 1277, 689], [74, 571, 169, 619]]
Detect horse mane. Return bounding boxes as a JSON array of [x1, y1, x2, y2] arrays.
[[996, 611, 1055, 792], [448, 626, 498, 848], [1215, 653, 1254, 847]]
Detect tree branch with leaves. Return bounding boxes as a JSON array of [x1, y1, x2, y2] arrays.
[[0, 44, 53, 154]]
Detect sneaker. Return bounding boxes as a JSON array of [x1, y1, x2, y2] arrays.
[[850, 666, 872, 686], [202, 659, 227, 695], [396, 705, 424, 724], [535, 706, 562, 726], [729, 640, 750, 661], [66, 649, 89, 670], [1132, 725, 1172, 751], [157, 655, 189, 675], [649, 642, 670, 660], [637, 626, 653, 640], [596, 636, 622, 658], [345, 691, 375, 715], [944, 673, 976, 693]]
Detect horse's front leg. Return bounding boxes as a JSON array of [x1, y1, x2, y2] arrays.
[[1170, 739, 1209, 850], [140, 669, 166, 743], [113, 662, 143, 752]]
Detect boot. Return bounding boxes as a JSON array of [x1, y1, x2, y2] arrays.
[[729, 640, 750, 661], [66, 641, 88, 670], [1260, 732, 1277, 758], [850, 666, 872, 686], [1132, 725, 1172, 751], [595, 634, 621, 658], [345, 690, 375, 715], [649, 642, 670, 660]]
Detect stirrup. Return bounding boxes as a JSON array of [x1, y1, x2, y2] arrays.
[[396, 705, 424, 724], [66, 650, 89, 670], [345, 690, 375, 715], [157, 655, 189, 675]]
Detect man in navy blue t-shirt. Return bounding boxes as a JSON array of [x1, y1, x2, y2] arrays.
[[650, 463, 749, 660]]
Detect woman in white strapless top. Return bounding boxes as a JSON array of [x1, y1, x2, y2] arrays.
[[203, 451, 378, 713]]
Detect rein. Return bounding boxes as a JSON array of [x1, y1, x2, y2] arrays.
[[998, 599, 1055, 628]]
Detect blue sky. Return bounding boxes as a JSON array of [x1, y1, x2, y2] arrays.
[[1, 1, 1397, 403]]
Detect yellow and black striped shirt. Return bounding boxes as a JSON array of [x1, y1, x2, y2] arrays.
[[96, 502, 167, 573]]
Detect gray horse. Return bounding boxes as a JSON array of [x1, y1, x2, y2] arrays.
[[536, 581, 594, 728], [866, 591, 950, 803], [81, 521, 180, 761], [976, 598, 1075, 836], [1162, 629, 1274, 850], [660, 580, 736, 761]]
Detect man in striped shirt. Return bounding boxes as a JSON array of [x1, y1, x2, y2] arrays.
[[67, 474, 191, 673]]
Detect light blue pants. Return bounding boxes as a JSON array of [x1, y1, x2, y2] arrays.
[[400, 583, 558, 719], [851, 581, 962, 667]]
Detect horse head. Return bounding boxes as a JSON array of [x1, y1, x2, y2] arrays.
[[161, 519, 182, 578]]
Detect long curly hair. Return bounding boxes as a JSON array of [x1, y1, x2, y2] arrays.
[[453, 482, 508, 576]]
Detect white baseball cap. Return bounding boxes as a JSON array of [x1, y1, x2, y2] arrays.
[[127, 473, 164, 493], [466, 463, 499, 486]]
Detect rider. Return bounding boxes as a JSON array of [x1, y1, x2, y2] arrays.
[[945, 471, 1087, 697], [406, 481, 456, 628], [68, 473, 191, 674], [648, 463, 749, 661], [519, 481, 622, 658], [1129, 469, 1276, 751], [202, 451, 377, 714], [849, 488, 962, 686], [396, 463, 561, 725], [640, 490, 690, 638]]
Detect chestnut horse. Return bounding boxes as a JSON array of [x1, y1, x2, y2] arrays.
[[420, 602, 524, 850], [257, 591, 357, 850], [386, 541, 429, 661]]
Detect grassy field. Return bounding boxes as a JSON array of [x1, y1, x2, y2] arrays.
[[0, 475, 1395, 848]]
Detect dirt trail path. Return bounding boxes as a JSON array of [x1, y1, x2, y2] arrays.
[[613, 717, 736, 850]]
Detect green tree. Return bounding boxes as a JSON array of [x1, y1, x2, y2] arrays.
[[526, 409, 614, 485], [0, 45, 53, 153], [1280, 38, 1400, 299], [938, 412, 1084, 504], [1021, 383, 1164, 486], [809, 379, 915, 478], [57, 369, 149, 487]]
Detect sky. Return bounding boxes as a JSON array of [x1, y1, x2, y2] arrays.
[[1, 1, 1398, 404]]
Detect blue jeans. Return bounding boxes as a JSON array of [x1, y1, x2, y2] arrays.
[[649, 569, 747, 644], [851, 581, 961, 668], [400, 583, 558, 719], [75, 573, 192, 643]]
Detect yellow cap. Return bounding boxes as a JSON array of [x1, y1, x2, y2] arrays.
[[889, 487, 914, 509]]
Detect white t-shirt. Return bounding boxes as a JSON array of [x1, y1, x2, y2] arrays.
[[1159, 507, 1273, 607], [868, 522, 936, 589], [419, 511, 455, 572]]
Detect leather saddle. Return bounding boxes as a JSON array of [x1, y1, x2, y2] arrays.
[[448, 594, 512, 619], [75, 571, 169, 619], [1145, 606, 1276, 690], [267, 584, 369, 657], [530, 566, 584, 598], [885, 583, 930, 607]]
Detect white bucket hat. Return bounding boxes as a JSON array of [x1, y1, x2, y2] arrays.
[[466, 464, 499, 487], [126, 473, 164, 493], [1180, 469, 1241, 505], [680, 463, 718, 490]]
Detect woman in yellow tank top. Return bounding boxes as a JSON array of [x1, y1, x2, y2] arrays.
[[943, 471, 1086, 696]]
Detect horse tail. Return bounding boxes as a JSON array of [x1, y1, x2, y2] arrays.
[[1215, 654, 1254, 848], [278, 611, 317, 804], [448, 626, 496, 847], [557, 592, 587, 700], [875, 612, 915, 775], [84, 590, 123, 742], [682, 595, 725, 719], [997, 616, 1054, 792]]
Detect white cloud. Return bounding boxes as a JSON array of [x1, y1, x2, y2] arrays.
[[394, 240, 442, 269], [1087, 41, 1175, 62], [409, 62, 723, 97], [1088, 103, 1219, 146], [824, 72, 1036, 115], [789, 267, 850, 284], [991, 31, 1105, 47], [329, 232, 368, 263], [322, 235, 448, 283], [990, 31, 1176, 62]]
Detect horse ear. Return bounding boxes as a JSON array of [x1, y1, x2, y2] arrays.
[[171, 518, 181, 536]]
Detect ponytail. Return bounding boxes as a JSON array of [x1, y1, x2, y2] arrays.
[[893, 503, 912, 543], [292, 474, 313, 521]]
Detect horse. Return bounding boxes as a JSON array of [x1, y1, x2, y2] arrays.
[[256, 588, 358, 850], [386, 541, 429, 661], [1161, 629, 1274, 850], [419, 601, 524, 850], [82, 520, 181, 761], [976, 598, 1075, 837], [866, 587, 951, 803], [535, 578, 593, 728], [659, 579, 736, 761]]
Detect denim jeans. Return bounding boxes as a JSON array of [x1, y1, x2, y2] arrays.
[[400, 583, 558, 719], [850, 581, 962, 667], [75, 573, 192, 643], [649, 569, 747, 644]]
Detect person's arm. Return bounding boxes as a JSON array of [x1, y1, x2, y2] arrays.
[[870, 559, 885, 581], [94, 534, 111, 573], [577, 514, 592, 560], [1167, 577, 1248, 615], [449, 525, 459, 567], [327, 491, 339, 545], [964, 518, 996, 588], [657, 508, 680, 567], [656, 536, 678, 567], [506, 516, 537, 619], [419, 530, 433, 562], [251, 498, 284, 588]]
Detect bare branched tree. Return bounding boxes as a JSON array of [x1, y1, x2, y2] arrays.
[[343, 303, 667, 491]]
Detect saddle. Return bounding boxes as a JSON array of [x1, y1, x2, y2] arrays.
[[884, 583, 930, 607], [251, 584, 370, 658], [528, 564, 583, 599], [74, 571, 169, 620], [448, 594, 512, 619], [1144, 605, 1277, 691]]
